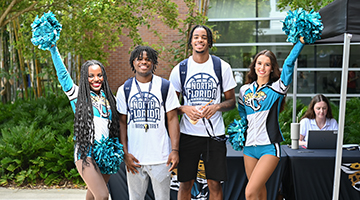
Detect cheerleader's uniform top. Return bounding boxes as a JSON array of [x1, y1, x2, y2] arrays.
[[238, 41, 304, 146], [50, 46, 112, 160]]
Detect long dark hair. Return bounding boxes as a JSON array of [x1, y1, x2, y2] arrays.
[[301, 94, 333, 120], [246, 49, 286, 112], [74, 60, 120, 168]]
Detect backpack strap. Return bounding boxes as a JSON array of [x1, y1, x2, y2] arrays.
[[179, 58, 188, 105], [211, 55, 223, 95], [161, 78, 170, 112], [161, 78, 170, 134], [123, 77, 133, 113]]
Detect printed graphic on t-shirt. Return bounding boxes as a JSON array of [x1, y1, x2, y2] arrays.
[[128, 92, 161, 129], [185, 73, 218, 104], [91, 95, 110, 118], [244, 91, 267, 111]]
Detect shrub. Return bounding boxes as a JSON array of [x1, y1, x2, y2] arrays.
[[0, 92, 83, 186], [343, 98, 360, 144]]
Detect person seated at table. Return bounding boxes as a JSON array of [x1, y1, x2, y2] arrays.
[[299, 94, 338, 146]]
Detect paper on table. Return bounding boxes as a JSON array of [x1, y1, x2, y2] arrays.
[[342, 144, 359, 148]]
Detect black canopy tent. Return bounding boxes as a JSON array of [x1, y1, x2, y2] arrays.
[[317, 0, 360, 43], [316, 1, 359, 199]]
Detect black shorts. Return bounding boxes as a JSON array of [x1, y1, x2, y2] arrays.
[[177, 133, 227, 182]]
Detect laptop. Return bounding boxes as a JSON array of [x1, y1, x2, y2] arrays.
[[307, 130, 338, 149]]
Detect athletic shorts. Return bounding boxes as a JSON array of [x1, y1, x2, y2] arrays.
[[243, 143, 281, 159], [177, 133, 227, 182]]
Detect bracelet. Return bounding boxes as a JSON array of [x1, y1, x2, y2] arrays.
[[172, 149, 179, 152]]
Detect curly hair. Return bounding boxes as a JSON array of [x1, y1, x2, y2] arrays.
[[74, 60, 120, 170], [245, 49, 286, 112], [187, 25, 213, 50], [301, 94, 334, 120], [129, 46, 158, 73]]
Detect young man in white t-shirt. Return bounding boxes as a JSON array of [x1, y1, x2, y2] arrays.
[[169, 25, 237, 200], [116, 46, 180, 200]]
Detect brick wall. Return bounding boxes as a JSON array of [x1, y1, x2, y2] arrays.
[[105, 0, 188, 93]]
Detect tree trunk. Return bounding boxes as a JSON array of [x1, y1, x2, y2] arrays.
[[77, 54, 81, 85], [35, 59, 42, 97], [29, 57, 36, 99], [13, 18, 28, 99], [0, 27, 4, 103], [8, 23, 15, 103], [184, 1, 194, 58]]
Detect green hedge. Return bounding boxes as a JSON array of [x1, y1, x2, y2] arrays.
[[0, 92, 83, 186]]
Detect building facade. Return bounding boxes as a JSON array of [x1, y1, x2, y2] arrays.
[[106, 0, 360, 105], [105, 0, 188, 92]]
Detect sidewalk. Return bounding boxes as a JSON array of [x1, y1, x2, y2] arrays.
[[0, 187, 87, 200]]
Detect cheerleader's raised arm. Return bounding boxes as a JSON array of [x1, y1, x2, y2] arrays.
[[31, 11, 77, 104], [280, 40, 305, 87], [49, 46, 75, 93]]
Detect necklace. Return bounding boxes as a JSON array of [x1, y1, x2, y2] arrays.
[[134, 75, 153, 132]]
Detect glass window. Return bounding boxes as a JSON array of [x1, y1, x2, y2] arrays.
[[207, 0, 256, 18], [288, 71, 341, 94], [349, 45, 360, 68], [258, 0, 271, 17], [208, 19, 287, 43], [291, 45, 360, 95], [210, 46, 255, 69], [315, 45, 344, 68], [207, 21, 257, 43], [210, 45, 298, 69], [207, 0, 277, 18], [296, 71, 315, 93], [207, 0, 360, 104]]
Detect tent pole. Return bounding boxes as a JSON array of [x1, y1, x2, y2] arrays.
[[332, 33, 352, 200]]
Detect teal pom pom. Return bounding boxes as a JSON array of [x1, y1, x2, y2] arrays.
[[227, 118, 247, 151], [31, 11, 62, 50], [282, 8, 323, 44], [93, 136, 124, 174]]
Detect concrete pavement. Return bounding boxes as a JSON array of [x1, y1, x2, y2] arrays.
[[0, 187, 88, 200]]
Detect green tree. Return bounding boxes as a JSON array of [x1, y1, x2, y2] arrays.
[[165, 0, 209, 64], [277, 0, 334, 11], [1, 0, 179, 103]]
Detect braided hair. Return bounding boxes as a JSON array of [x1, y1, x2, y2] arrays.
[[74, 60, 120, 169]]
